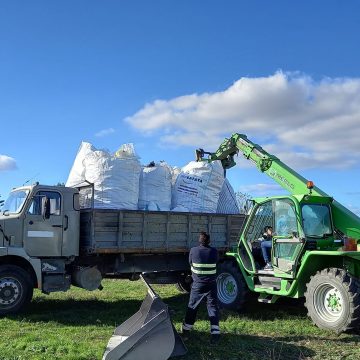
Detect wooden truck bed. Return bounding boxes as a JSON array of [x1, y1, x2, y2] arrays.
[[80, 209, 245, 254]]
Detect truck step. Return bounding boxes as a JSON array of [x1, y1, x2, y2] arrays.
[[258, 276, 281, 284], [257, 298, 272, 303], [256, 269, 275, 275], [255, 285, 276, 291], [257, 276, 281, 290]]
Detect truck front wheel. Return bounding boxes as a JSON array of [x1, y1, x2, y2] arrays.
[[217, 261, 249, 311], [305, 268, 360, 333], [0, 265, 33, 316]]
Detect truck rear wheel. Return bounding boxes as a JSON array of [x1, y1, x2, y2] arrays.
[[175, 275, 192, 294], [0, 265, 33, 316], [305, 268, 360, 333], [217, 261, 249, 311]]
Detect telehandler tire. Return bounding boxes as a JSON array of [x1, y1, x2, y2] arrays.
[[0, 265, 33, 316], [304, 268, 360, 333], [217, 261, 249, 311]]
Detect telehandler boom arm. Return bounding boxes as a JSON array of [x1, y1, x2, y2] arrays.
[[196, 133, 360, 239]]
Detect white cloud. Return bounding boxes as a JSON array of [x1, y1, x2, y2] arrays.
[[0, 155, 17, 171], [95, 128, 115, 137], [238, 183, 288, 197], [126, 72, 360, 170]]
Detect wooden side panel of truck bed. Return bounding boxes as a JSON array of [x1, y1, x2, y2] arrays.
[[80, 209, 245, 254]]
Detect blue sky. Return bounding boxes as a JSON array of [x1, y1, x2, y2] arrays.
[[1, 1, 360, 215]]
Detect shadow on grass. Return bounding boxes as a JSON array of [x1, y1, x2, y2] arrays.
[[4, 290, 360, 360], [180, 332, 316, 360], [5, 291, 297, 326], [7, 297, 318, 359], [10, 297, 144, 326], [7, 289, 360, 342], [166, 294, 308, 323]]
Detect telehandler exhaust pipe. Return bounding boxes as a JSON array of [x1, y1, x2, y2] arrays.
[[102, 275, 187, 360]]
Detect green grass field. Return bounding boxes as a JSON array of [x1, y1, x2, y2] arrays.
[[0, 279, 359, 360]]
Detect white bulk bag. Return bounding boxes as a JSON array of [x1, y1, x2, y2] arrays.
[[84, 144, 141, 210], [114, 143, 138, 160], [138, 161, 172, 211], [172, 160, 224, 213], [66, 142, 96, 187], [171, 166, 181, 210], [171, 166, 181, 186], [217, 178, 240, 214]]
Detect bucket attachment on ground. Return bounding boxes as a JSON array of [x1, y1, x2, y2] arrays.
[[102, 275, 187, 360]]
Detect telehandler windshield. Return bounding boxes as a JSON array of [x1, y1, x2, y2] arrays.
[[301, 204, 332, 238]]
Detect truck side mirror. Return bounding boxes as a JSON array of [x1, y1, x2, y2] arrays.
[[41, 196, 51, 219]]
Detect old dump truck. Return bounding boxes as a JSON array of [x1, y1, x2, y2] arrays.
[[0, 183, 243, 316], [197, 133, 360, 334]]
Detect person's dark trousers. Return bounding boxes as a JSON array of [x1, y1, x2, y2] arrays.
[[261, 240, 272, 263], [183, 281, 219, 334]]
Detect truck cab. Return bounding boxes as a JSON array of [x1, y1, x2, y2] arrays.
[[1, 184, 80, 258], [0, 184, 80, 315]]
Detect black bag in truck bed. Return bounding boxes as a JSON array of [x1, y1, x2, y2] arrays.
[[80, 209, 245, 254]]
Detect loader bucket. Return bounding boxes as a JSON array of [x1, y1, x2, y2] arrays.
[[102, 275, 187, 360]]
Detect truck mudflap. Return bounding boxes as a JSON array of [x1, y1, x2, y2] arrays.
[[102, 275, 187, 360]]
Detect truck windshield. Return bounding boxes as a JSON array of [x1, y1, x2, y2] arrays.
[[302, 204, 332, 238], [2, 190, 29, 214]]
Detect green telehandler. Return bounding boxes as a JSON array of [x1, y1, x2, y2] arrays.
[[197, 133, 360, 333]]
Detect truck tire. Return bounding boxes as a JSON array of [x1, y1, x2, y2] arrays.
[[304, 268, 360, 333], [175, 276, 192, 294], [0, 265, 34, 316], [217, 261, 249, 311]]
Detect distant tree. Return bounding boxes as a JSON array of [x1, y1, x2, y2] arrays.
[[55, 182, 65, 187], [235, 191, 253, 214]]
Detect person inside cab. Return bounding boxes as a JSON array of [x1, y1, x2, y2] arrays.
[[261, 226, 273, 270]]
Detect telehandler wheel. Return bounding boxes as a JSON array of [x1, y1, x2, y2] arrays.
[[305, 268, 360, 333], [217, 261, 249, 311], [0, 265, 33, 316]]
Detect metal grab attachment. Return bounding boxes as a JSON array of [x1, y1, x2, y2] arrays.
[[102, 275, 187, 360]]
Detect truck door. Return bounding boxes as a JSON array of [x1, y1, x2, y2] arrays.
[[23, 190, 63, 257], [272, 198, 305, 278]]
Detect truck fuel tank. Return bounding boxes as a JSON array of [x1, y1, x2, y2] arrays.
[[72, 266, 102, 291]]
